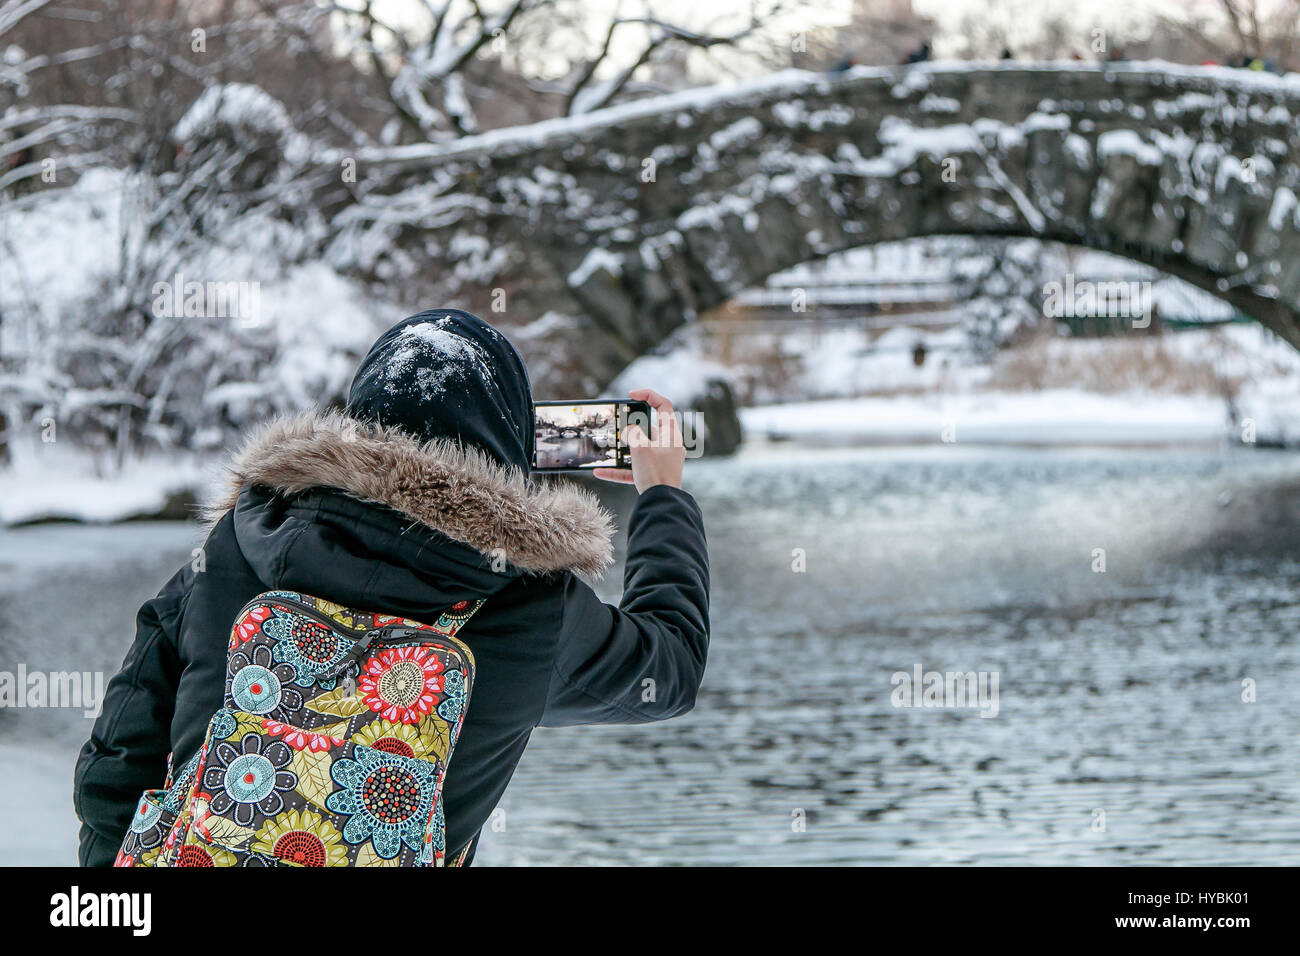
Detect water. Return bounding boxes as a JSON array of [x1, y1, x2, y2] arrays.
[[2, 444, 1297, 865]]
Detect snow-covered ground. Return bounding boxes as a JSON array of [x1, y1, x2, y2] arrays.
[[0, 444, 208, 526], [739, 390, 1229, 446], [616, 314, 1300, 449]]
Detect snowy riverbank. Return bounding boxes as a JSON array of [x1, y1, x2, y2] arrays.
[[739, 389, 1234, 446], [0, 448, 208, 526], [620, 321, 1300, 451], [4, 320, 1298, 526], [0, 387, 1278, 528]]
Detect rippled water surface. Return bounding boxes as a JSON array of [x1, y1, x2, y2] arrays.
[[2, 444, 1298, 865]]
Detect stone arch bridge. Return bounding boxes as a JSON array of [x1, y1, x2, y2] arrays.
[[297, 62, 1300, 390]]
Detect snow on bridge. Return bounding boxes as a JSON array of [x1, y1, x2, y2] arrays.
[[190, 61, 1300, 390]]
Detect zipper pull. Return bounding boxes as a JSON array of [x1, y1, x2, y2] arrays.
[[328, 629, 381, 688], [343, 673, 357, 697]]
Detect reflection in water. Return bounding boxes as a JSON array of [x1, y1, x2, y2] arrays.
[[2, 444, 1297, 864], [535, 433, 615, 470]]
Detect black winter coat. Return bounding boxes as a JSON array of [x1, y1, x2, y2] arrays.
[[73, 410, 709, 866]]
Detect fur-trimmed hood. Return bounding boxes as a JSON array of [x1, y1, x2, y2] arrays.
[[204, 410, 615, 577]]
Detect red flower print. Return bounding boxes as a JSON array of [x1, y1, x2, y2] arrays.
[[175, 845, 215, 867], [357, 646, 444, 724], [260, 719, 345, 752], [230, 605, 272, 648]]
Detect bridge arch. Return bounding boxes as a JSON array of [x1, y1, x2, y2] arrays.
[[325, 63, 1300, 389]]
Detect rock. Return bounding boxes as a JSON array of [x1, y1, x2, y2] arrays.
[[689, 378, 743, 457]]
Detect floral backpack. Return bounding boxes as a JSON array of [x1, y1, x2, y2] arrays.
[[115, 590, 481, 867]]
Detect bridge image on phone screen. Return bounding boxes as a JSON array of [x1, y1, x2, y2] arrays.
[[533, 401, 647, 470]]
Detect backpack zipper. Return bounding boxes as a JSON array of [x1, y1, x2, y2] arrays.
[[232, 592, 478, 680]]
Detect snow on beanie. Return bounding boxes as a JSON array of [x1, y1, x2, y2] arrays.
[[345, 309, 535, 472]]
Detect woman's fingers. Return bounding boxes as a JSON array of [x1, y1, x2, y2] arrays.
[[628, 388, 674, 418], [593, 467, 636, 483], [624, 423, 649, 448], [656, 410, 682, 447], [627, 389, 678, 446], [620, 389, 686, 492]]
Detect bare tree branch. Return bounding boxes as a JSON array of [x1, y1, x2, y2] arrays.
[[0, 0, 54, 37], [563, 3, 778, 116]]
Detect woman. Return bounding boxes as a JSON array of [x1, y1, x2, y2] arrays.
[[74, 308, 709, 866]]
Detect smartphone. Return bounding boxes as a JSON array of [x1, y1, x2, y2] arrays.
[[532, 400, 651, 472]]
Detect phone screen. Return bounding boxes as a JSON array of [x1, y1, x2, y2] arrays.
[[532, 401, 650, 471]]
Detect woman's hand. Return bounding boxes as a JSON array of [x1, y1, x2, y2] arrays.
[[594, 388, 686, 493]]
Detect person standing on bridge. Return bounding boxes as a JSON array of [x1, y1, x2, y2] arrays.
[[74, 308, 709, 867]]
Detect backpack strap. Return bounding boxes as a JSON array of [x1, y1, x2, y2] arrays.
[[432, 598, 485, 637]]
